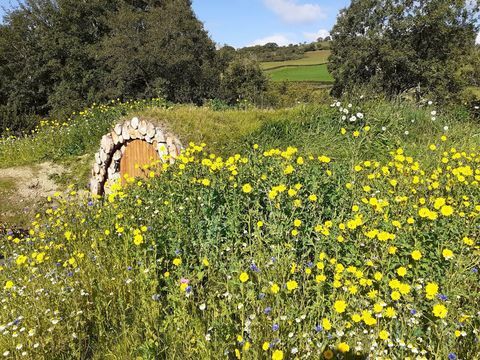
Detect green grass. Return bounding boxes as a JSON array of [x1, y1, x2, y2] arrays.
[[1, 100, 479, 357], [266, 64, 334, 83], [260, 50, 331, 70]]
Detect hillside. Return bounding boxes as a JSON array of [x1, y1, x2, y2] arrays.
[[1, 99, 479, 358], [261, 50, 333, 84]]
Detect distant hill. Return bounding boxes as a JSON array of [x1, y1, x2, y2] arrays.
[[261, 50, 333, 84]]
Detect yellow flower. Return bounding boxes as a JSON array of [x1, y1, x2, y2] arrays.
[[308, 194, 318, 202], [379, 330, 390, 340], [384, 307, 397, 318], [391, 291, 401, 301], [322, 318, 332, 330], [173, 258, 182, 266], [432, 304, 448, 318], [202, 258, 210, 267], [242, 183, 252, 193], [271, 283, 280, 294], [64, 231, 72, 241], [286, 280, 298, 291], [337, 342, 350, 353], [4, 281, 14, 290], [316, 274, 327, 283], [133, 234, 144, 246], [15, 255, 28, 266], [333, 300, 347, 313], [411, 250, 422, 261], [442, 248, 454, 260], [262, 342, 270, 351], [239, 272, 249, 283], [440, 205, 454, 217], [293, 219, 302, 227], [272, 350, 284, 360], [397, 267, 407, 277], [425, 282, 438, 300]]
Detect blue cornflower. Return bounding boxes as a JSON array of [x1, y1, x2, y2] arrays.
[[264, 307, 272, 315], [448, 353, 457, 360], [250, 263, 260, 272], [438, 294, 448, 301], [410, 309, 417, 315], [315, 325, 323, 332], [272, 323, 279, 331]]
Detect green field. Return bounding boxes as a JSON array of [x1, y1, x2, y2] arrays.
[[261, 50, 334, 83], [260, 50, 331, 70], [266, 63, 334, 83]]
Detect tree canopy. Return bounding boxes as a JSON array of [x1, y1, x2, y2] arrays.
[[0, 0, 265, 132], [328, 0, 480, 101]]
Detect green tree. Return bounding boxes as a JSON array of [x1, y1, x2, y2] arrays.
[[329, 0, 480, 101], [219, 57, 268, 105]]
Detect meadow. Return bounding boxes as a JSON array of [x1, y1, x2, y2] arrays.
[[262, 51, 334, 84], [0, 98, 479, 359]]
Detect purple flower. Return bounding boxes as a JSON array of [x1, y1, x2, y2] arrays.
[[270, 257, 276, 263], [87, 201, 94, 206], [473, 267, 478, 274], [258, 293, 266, 300], [315, 325, 323, 332], [264, 307, 272, 315], [127, 266, 132, 271], [186, 286, 192, 293], [410, 309, 417, 315], [272, 323, 279, 331], [250, 263, 260, 272], [438, 294, 448, 301], [306, 261, 313, 268], [448, 353, 457, 360]]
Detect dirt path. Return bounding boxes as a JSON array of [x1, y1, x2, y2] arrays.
[[0, 162, 66, 228]]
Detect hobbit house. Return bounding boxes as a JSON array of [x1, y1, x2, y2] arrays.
[[90, 117, 183, 196]]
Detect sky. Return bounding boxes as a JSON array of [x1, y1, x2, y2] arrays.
[[0, 0, 479, 48]]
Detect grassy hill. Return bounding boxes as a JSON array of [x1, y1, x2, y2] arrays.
[[1, 99, 480, 358], [261, 50, 333, 84]]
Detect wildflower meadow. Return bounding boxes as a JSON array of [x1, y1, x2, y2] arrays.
[[0, 99, 479, 359]]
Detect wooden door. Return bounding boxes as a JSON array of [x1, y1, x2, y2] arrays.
[[120, 140, 159, 183]]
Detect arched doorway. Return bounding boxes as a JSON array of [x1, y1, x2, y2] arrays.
[[120, 140, 160, 183]]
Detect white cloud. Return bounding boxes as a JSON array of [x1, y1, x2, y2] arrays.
[[303, 29, 330, 41], [263, 0, 326, 24], [248, 34, 293, 47]]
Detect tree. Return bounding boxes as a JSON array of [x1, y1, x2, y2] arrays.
[[219, 58, 267, 105], [329, 0, 480, 101]]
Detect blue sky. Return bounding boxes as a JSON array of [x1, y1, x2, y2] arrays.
[[1, 0, 479, 48], [0, 0, 348, 48]]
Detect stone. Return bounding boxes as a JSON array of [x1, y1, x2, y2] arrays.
[[112, 132, 120, 145], [93, 163, 100, 174], [113, 150, 122, 161], [95, 152, 101, 165], [145, 136, 153, 143], [101, 134, 114, 154], [100, 149, 108, 163], [146, 123, 156, 138], [128, 129, 141, 140], [114, 123, 122, 136], [138, 120, 148, 136], [131, 117, 139, 129], [155, 128, 165, 143], [122, 122, 131, 140]]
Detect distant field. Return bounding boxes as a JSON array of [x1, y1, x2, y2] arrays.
[[261, 50, 333, 83], [266, 63, 334, 83], [260, 50, 330, 70]]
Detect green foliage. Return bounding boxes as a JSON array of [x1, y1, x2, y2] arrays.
[[218, 58, 268, 105], [0, 0, 261, 133], [329, 0, 480, 102]]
